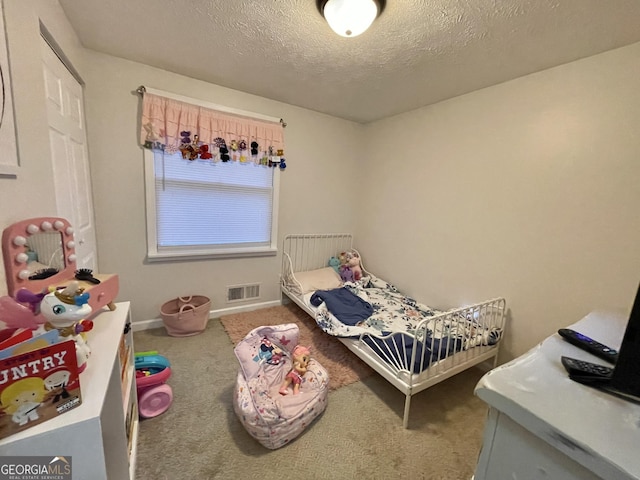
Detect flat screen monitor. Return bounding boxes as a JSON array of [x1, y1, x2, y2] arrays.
[[610, 282, 640, 397]]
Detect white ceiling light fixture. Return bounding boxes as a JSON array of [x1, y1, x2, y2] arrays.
[[317, 0, 386, 38]]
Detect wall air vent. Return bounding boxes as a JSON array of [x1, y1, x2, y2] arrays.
[[227, 283, 261, 303]]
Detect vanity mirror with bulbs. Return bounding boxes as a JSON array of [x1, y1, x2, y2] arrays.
[[2, 217, 119, 314]]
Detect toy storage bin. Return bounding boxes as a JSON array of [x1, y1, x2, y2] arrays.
[[160, 295, 211, 337]]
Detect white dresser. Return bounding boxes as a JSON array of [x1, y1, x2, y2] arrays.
[[474, 310, 640, 480], [0, 301, 138, 480]]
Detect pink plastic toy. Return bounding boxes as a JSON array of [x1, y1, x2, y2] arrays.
[[135, 354, 173, 418], [0, 294, 46, 331], [2, 217, 120, 315]]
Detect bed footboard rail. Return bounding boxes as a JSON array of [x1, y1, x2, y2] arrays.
[[357, 297, 507, 380]]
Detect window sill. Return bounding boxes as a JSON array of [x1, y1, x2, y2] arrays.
[[146, 246, 277, 263]]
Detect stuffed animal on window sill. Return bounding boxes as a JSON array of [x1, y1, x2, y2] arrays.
[[339, 250, 362, 283], [279, 345, 311, 396]]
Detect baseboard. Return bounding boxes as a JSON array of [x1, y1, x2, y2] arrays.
[[132, 299, 282, 332]]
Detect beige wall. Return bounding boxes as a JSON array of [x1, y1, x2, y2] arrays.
[[359, 42, 640, 361]]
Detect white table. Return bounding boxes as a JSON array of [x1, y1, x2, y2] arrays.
[[474, 310, 640, 480]]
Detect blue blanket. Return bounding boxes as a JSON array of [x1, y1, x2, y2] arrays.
[[310, 287, 373, 325]]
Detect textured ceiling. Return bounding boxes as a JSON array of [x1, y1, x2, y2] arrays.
[[58, 0, 640, 123]]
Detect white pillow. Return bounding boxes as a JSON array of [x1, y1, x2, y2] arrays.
[[293, 267, 342, 294]]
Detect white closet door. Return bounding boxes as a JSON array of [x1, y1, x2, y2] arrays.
[[40, 36, 98, 271]]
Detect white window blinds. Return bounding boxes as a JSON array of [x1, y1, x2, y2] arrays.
[[153, 151, 274, 249]]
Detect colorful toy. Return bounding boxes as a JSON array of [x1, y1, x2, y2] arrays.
[[38, 281, 93, 373], [279, 345, 311, 396], [339, 250, 362, 283], [198, 144, 213, 160], [328, 256, 340, 274], [135, 353, 173, 418]]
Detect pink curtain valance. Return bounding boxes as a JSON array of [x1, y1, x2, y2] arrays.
[[140, 93, 285, 163]]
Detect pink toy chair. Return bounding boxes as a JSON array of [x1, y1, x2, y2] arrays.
[[233, 323, 329, 449]]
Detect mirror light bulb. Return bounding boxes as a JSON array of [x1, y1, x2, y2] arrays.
[[54, 220, 64, 230], [18, 270, 30, 280], [27, 224, 39, 234], [13, 235, 27, 247], [16, 253, 28, 263], [323, 0, 379, 37], [41, 221, 53, 231]]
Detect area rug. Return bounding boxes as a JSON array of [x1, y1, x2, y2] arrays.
[[219, 303, 373, 391]]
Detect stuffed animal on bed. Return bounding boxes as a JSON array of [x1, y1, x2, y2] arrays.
[[279, 345, 311, 396], [339, 250, 362, 283], [328, 256, 340, 273]]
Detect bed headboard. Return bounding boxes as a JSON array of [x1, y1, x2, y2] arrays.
[[282, 233, 353, 275]]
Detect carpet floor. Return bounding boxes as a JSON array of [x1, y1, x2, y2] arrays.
[[219, 302, 374, 390], [133, 309, 489, 480]]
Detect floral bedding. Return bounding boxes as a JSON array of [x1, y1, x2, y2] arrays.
[[311, 274, 501, 371]]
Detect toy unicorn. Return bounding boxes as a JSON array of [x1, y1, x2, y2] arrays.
[[39, 281, 94, 373]]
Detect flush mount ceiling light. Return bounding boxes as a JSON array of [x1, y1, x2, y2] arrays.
[[317, 0, 386, 38]]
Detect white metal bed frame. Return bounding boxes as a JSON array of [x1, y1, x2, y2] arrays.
[[280, 233, 507, 428]]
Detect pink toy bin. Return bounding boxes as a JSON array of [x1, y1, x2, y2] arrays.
[[135, 353, 173, 418]]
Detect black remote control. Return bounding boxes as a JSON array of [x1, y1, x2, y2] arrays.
[[561, 356, 613, 379], [557, 328, 618, 364]]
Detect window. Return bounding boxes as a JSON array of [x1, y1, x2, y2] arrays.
[[144, 149, 279, 261], [138, 88, 286, 261]]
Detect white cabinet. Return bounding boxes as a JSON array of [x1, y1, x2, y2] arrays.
[[474, 311, 640, 480], [0, 301, 138, 480]]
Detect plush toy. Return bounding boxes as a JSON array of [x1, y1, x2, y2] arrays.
[[198, 144, 212, 160], [212, 137, 226, 162], [229, 139, 240, 161], [220, 145, 230, 162], [339, 250, 362, 283], [279, 345, 311, 396], [38, 282, 94, 373], [178, 131, 200, 160], [238, 140, 248, 163], [142, 122, 164, 149], [260, 149, 269, 166], [215, 138, 230, 162], [328, 256, 340, 274]]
